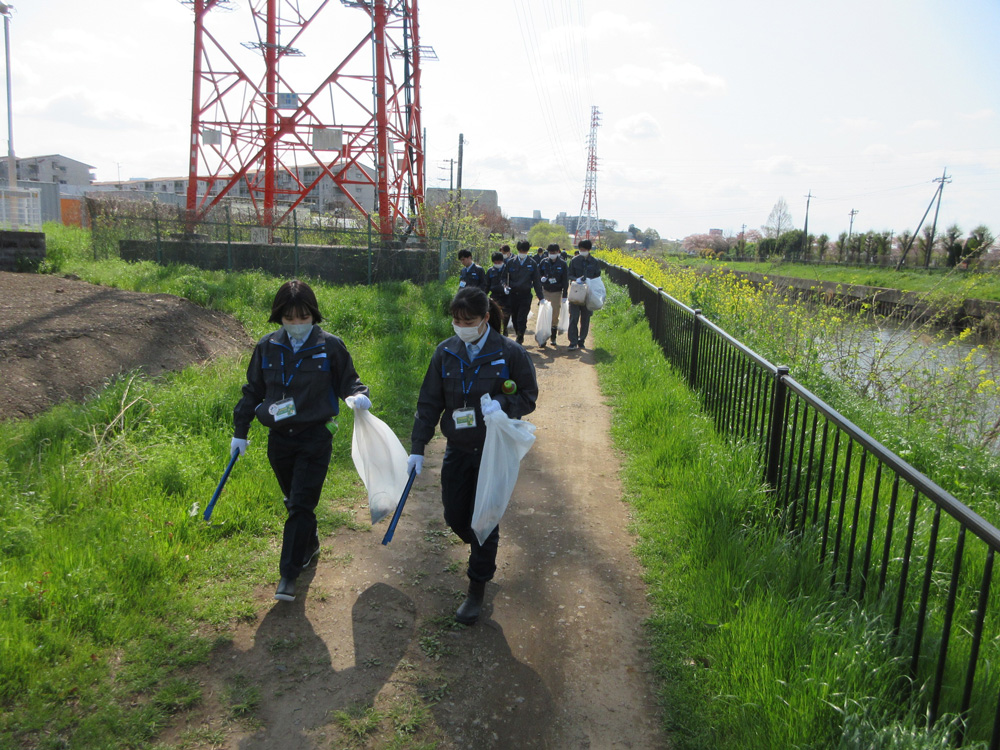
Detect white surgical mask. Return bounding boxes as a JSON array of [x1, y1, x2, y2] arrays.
[[549, 253, 559, 259], [518, 252, 528, 260], [493, 263, 504, 270], [580, 250, 590, 257], [453, 321, 485, 343], [284, 322, 313, 340]]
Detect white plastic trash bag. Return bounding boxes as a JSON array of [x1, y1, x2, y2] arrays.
[[558, 298, 570, 334], [472, 394, 536, 545], [534, 299, 552, 346], [346, 395, 409, 524], [568, 279, 588, 306], [586, 276, 606, 311]]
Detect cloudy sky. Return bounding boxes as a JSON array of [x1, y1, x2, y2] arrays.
[[7, 0, 999, 240]]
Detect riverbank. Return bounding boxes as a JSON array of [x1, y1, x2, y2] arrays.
[[700, 267, 1000, 333]]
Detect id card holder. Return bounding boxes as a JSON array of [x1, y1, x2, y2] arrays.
[[453, 407, 477, 430], [269, 397, 297, 422]]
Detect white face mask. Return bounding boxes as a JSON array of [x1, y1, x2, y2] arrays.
[[518, 253, 528, 260], [283, 322, 313, 340], [493, 263, 504, 270], [452, 319, 486, 343], [549, 253, 559, 259], [580, 250, 590, 257]]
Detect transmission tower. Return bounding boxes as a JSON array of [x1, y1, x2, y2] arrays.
[[183, 0, 432, 239], [576, 105, 601, 244]]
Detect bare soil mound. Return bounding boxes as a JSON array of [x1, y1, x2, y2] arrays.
[[0, 271, 253, 420]]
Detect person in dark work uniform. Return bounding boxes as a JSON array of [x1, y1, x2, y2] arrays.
[[484, 250, 512, 336], [567, 239, 602, 351], [537, 243, 569, 348], [231, 280, 371, 603], [506, 240, 543, 345], [457, 248, 487, 292], [407, 287, 538, 624]]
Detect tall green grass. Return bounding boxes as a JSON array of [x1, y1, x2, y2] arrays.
[[592, 285, 988, 749], [0, 257, 452, 749]]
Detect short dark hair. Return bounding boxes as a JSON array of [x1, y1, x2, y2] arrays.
[[516, 240, 530, 253], [269, 279, 323, 324], [457, 248, 472, 259], [500, 244, 511, 254], [491, 251, 504, 263], [546, 243, 560, 254], [578, 239, 592, 251]]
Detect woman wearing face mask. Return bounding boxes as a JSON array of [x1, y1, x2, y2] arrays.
[[407, 287, 538, 625], [231, 279, 371, 603]]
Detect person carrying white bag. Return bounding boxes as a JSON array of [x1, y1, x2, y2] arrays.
[[346, 394, 409, 524], [407, 287, 538, 625], [471, 394, 536, 545], [567, 238, 602, 351]]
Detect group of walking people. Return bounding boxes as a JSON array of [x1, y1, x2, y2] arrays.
[[459, 239, 602, 351], [228, 239, 600, 626]]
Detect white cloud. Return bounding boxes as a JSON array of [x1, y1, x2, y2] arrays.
[[613, 56, 725, 96], [905, 119, 942, 131], [839, 117, 880, 132], [755, 155, 807, 176], [614, 112, 663, 140], [960, 108, 995, 121]]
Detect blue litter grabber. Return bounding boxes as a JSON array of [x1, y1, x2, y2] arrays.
[[204, 451, 239, 522], [381, 467, 417, 545]]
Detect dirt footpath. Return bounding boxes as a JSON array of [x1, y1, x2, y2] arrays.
[[176, 303, 666, 749]]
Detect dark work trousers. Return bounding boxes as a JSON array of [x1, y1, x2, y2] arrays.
[[568, 303, 593, 347], [508, 291, 534, 338], [267, 423, 332, 580], [492, 295, 511, 335], [440, 444, 499, 582]]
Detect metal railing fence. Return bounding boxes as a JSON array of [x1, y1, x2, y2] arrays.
[[605, 262, 1000, 747]]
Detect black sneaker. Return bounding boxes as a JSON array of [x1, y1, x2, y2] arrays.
[[516, 334, 524, 345], [274, 577, 296, 602], [579, 342, 587, 350], [304, 536, 321, 568], [568, 343, 579, 351]]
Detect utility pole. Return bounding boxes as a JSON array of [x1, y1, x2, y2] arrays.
[[1, 2, 14, 190], [740, 223, 746, 258], [802, 190, 813, 260], [923, 167, 951, 267], [456, 132, 464, 213], [847, 208, 858, 260]]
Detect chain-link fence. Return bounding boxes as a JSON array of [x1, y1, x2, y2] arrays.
[[87, 195, 475, 285]]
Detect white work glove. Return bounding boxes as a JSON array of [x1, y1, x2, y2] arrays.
[[481, 398, 502, 417], [349, 394, 372, 410], [407, 454, 424, 476], [230, 438, 248, 457]]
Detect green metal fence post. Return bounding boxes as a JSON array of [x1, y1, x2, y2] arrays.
[[226, 204, 232, 271], [689, 309, 702, 390], [765, 365, 790, 488], [154, 211, 162, 265]]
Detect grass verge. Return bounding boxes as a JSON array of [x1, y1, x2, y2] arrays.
[[0, 258, 452, 749], [592, 283, 987, 749]]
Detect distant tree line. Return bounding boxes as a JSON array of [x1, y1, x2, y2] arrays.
[[676, 196, 996, 269]]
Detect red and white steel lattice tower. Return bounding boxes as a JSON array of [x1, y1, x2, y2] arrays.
[[183, 0, 430, 238], [576, 105, 601, 243]]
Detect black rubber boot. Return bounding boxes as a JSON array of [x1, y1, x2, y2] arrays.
[[455, 579, 487, 625], [550, 327, 557, 345]]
